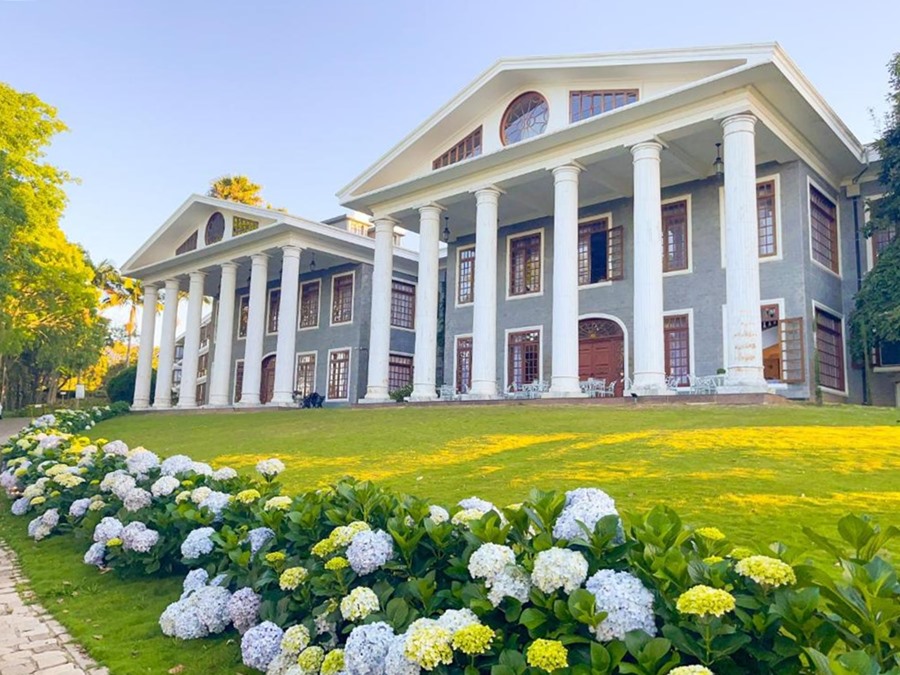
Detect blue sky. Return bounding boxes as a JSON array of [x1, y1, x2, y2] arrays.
[[1, 0, 897, 267]]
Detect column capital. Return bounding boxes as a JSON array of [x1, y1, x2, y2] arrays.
[[418, 202, 445, 217], [722, 113, 757, 134], [373, 217, 397, 234], [630, 141, 664, 161], [472, 185, 505, 200], [163, 277, 180, 291], [372, 214, 400, 226], [281, 244, 302, 260], [220, 260, 239, 272], [551, 162, 584, 181], [250, 253, 269, 266], [189, 270, 206, 282], [143, 283, 159, 296]]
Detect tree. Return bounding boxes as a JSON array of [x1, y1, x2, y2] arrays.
[[208, 174, 264, 206], [95, 260, 149, 366], [851, 53, 900, 370]]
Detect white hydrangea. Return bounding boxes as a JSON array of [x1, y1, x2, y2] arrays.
[[426, 505, 449, 524], [212, 466, 238, 481], [151, 475, 181, 498], [256, 458, 285, 478], [123, 487, 152, 512], [340, 586, 380, 621], [121, 522, 160, 553], [190, 486, 212, 505], [191, 461, 213, 477], [160, 454, 194, 476], [585, 569, 657, 641], [436, 608, 479, 634], [458, 496, 496, 512], [532, 548, 589, 594], [102, 440, 129, 456], [344, 622, 394, 675], [125, 448, 160, 476], [486, 565, 532, 607], [552, 487, 620, 540], [468, 543, 516, 581]]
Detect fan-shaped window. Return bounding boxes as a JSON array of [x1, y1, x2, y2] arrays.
[[205, 212, 225, 245], [501, 92, 549, 145]]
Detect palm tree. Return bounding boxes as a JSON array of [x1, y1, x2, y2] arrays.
[[94, 261, 148, 367], [208, 175, 264, 206]]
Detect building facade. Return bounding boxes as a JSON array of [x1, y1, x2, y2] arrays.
[[339, 43, 896, 406], [123, 198, 418, 407], [126, 44, 899, 408]]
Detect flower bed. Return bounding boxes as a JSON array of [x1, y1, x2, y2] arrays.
[[1, 410, 899, 675]]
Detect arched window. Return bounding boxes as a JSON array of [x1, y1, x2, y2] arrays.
[[501, 92, 549, 145], [205, 212, 225, 245]]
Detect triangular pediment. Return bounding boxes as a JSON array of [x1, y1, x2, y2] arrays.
[[338, 44, 778, 204]]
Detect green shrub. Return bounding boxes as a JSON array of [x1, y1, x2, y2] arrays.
[[389, 383, 414, 402], [106, 366, 154, 405]]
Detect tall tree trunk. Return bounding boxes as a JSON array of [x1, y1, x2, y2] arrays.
[[47, 374, 59, 405], [125, 302, 137, 365]]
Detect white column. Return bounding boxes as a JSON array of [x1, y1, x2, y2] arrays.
[[410, 204, 441, 401], [631, 141, 667, 394], [272, 246, 302, 405], [469, 188, 501, 399], [177, 271, 206, 408], [363, 218, 396, 402], [132, 284, 158, 409], [722, 114, 767, 392], [240, 253, 269, 406], [152, 278, 180, 408], [548, 165, 585, 397], [208, 262, 238, 406]]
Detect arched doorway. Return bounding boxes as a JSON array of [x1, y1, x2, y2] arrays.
[[260, 355, 276, 404], [579, 318, 625, 395]]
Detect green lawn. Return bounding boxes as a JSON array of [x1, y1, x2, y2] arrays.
[[2, 402, 899, 675]]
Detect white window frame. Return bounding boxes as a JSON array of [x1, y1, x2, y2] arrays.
[[298, 279, 321, 331], [330, 271, 355, 326], [577, 212, 616, 289], [662, 308, 695, 388], [807, 177, 842, 279], [294, 350, 317, 396], [719, 174, 784, 267], [236, 294, 250, 340], [811, 299, 849, 397], [453, 333, 473, 393], [455, 244, 476, 308], [265, 287, 281, 336], [503, 324, 544, 388], [661, 194, 692, 277], [326, 347, 352, 401], [505, 228, 545, 301], [390, 278, 417, 332]]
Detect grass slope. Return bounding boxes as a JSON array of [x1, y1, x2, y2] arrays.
[[1, 402, 898, 674]]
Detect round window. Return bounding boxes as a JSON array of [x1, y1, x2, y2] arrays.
[[205, 212, 225, 245], [501, 91, 549, 145]]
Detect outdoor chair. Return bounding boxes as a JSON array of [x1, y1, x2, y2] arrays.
[[688, 375, 716, 395], [599, 379, 618, 398], [438, 384, 459, 401]]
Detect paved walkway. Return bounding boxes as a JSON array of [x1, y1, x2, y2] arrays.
[[0, 418, 107, 674]]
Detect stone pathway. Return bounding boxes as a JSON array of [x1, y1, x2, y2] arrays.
[[0, 419, 107, 674]]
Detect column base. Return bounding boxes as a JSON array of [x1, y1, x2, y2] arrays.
[[360, 386, 391, 404], [270, 394, 295, 406], [131, 402, 150, 410], [207, 397, 230, 407], [176, 401, 198, 409], [462, 392, 500, 401], [237, 398, 262, 407], [409, 386, 438, 402], [151, 402, 172, 410], [718, 382, 769, 395], [359, 396, 391, 404], [542, 390, 587, 399]]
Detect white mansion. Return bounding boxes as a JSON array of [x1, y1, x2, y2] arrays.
[[124, 44, 899, 408]]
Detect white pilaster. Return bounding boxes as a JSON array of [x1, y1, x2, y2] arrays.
[[631, 141, 667, 394], [410, 204, 441, 401], [240, 253, 269, 406], [177, 271, 206, 408], [132, 284, 158, 409], [208, 262, 238, 406], [272, 246, 302, 405], [363, 218, 396, 403], [152, 278, 180, 408], [548, 164, 585, 397], [469, 188, 501, 399], [722, 114, 767, 392]]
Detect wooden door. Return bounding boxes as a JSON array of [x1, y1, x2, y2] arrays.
[[578, 319, 625, 395], [260, 355, 276, 404]]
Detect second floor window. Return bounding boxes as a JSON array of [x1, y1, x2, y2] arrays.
[[457, 247, 475, 304], [509, 233, 542, 296], [569, 90, 638, 122], [810, 186, 839, 273], [331, 274, 353, 324], [391, 281, 416, 329], [299, 281, 320, 329], [662, 200, 689, 272], [267, 289, 281, 334], [433, 127, 483, 169], [757, 180, 778, 257], [872, 228, 897, 265], [578, 218, 624, 284]]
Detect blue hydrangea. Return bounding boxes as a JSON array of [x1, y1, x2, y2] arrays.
[[552, 487, 621, 540], [181, 527, 216, 559], [191, 586, 232, 635], [125, 449, 160, 476], [585, 569, 656, 641], [344, 622, 395, 675], [458, 496, 497, 512], [346, 529, 394, 575], [384, 635, 419, 675], [182, 569, 209, 598], [0, 469, 18, 495], [33, 413, 57, 429], [123, 487, 153, 512], [93, 517, 124, 543], [69, 498, 92, 518], [159, 584, 232, 640], [246, 527, 276, 555], [84, 542, 106, 567], [121, 522, 160, 553], [11, 497, 30, 516], [241, 621, 284, 671], [200, 490, 231, 518], [228, 587, 261, 634]]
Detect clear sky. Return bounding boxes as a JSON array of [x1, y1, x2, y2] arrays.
[[1, 0, 897, 268]]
